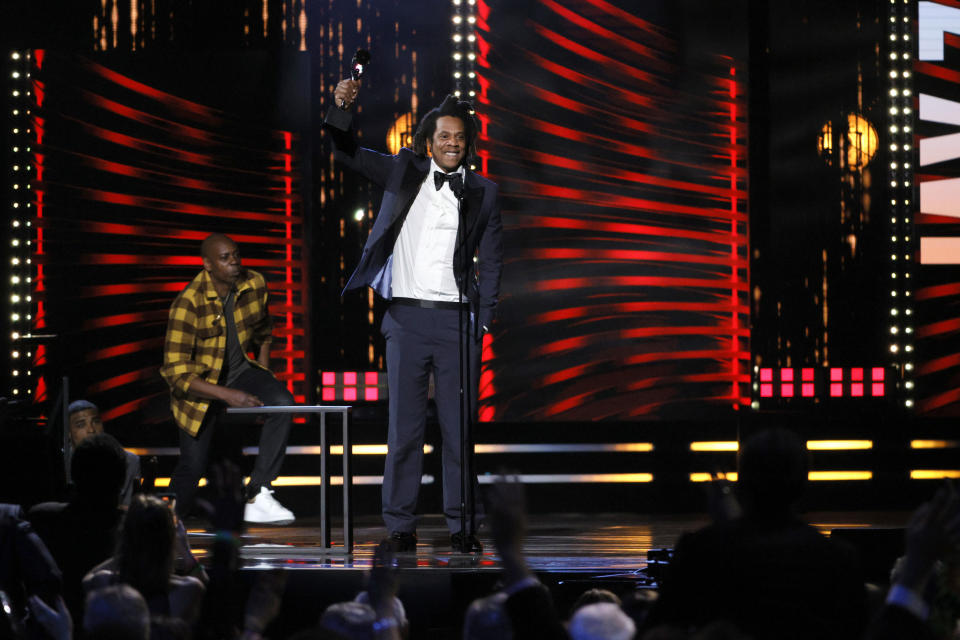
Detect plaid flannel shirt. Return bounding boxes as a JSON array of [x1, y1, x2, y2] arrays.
[[161, 268, 274, 436]]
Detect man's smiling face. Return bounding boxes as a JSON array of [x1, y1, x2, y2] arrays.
[[428, 115, 466, 172]]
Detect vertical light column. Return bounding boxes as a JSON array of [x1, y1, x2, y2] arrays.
[[887, 0, 915, 408], [7, 50, 35, 400], [451, 0, 479, 172]]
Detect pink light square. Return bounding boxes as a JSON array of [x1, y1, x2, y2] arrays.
[[343, 387, 357, 402], [830, 368, 843, 382], [365, 371, 378, 386], [872, 382, 885, 397], [830, 383, 843, 397], [801, 383, 814, 397], [851, 383, 864, 397], [781, 383, 794, 397], [760, 368, 773, 382], [781, 368, 794, 382], [343, 371, 357, 386], [321, 371, 336, 386], [872, 367, 884, 381], [321, 387, 336, 402], [851, 368, 864, 382], [760, 383, 773, 397], [365, 387, 379, 401], [801, 368, 814, 382]]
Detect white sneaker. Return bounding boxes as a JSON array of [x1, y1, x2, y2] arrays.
[[244, 486, 295, 525]]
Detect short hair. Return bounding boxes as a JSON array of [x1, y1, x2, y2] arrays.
[[412, 95, 480, 162], [318, 601, 377, 640], [567, 602, 635, 640], [737, 427, 808, 514], [83, 584, 150, 639], [570, 588, 621, 618], [71, 433, 126, 503], [463, 592, 512, 640], [68, 399, 99, 416], [354, 590, 407, 630], [117, 494, 176, 598]]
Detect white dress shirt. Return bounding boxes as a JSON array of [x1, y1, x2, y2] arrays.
[[391, 158, 464, 302]]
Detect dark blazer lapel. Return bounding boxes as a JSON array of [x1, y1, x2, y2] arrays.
[[393, 155, 430, 221], [461, 172, 485, 237]]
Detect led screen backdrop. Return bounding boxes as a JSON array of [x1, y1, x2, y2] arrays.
[[916, 0, 960, 416], [24, 50, 308, 425], [476, 0, 750, 420]]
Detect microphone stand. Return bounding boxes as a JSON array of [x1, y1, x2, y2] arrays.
[[453, 175, 477, 552]]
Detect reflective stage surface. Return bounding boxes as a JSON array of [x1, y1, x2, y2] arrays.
[[186, 511, 912, 575]]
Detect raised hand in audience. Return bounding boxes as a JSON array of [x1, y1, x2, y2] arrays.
[[27, 594, 72, 640], [240, 569, 287, 640]]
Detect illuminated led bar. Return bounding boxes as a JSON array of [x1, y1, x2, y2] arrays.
[[477, 473, 654, 484], [690, 441, 738, 452], [132, 443, 650, 456], [7, 50, 34, 399], [474, 443, 654, 453], [808, 471, 873, 481], [690, 472, 738, 482], [692, 471, 872, 482], [910, 470, 960, 480], [154, 475, 436, 487], [128, 445, 435, 456], [806, 440, 873, 450], [910, 440, 960, 449]]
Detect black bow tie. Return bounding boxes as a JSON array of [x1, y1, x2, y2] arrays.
[[434, 170, 463, 194]]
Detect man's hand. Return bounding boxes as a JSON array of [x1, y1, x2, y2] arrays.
[[334, 78, 360, 109], [221, 388, 262, 408], [899, 482, 960, 589], [368, 540, 400, 616]]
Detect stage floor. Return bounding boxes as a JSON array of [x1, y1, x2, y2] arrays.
[[186, 510, 912, 575]]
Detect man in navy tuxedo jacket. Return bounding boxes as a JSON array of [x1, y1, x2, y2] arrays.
[[326, 79, 503, 553]]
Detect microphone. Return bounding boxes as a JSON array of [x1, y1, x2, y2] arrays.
[[351, 49, 371, 81], [340, 49, 371, 109]]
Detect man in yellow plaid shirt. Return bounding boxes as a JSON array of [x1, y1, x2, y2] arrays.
[[161, 233, 295, 524]]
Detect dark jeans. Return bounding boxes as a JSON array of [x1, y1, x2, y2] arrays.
[[170, 366, 294, 517]]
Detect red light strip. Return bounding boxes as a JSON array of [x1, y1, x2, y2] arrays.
[[283, 131, 296, 398], [32, 52, 46, 402]]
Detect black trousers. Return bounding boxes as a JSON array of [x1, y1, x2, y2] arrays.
[[381, 304, 482, 535], [170, 366, 294, 517]]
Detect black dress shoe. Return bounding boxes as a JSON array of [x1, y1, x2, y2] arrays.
[[384, 531, 417, 553], [450, 531, 483, 553]]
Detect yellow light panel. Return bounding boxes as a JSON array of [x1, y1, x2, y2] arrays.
[[910, 440, 959, 449], [153, 475, 432, 487], [689, 472, 738, 482], [473, 443, 654, 453], [690, 441, 738, 452], [910, 470, 960, 479], [808, 471, 872, 481], [806, 440, 873, 450]]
